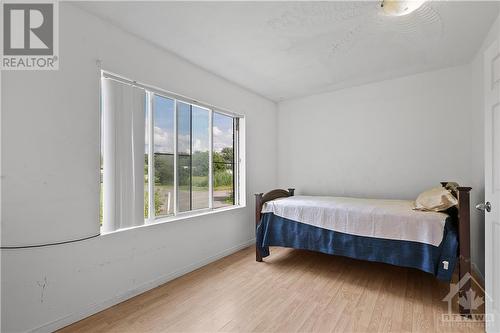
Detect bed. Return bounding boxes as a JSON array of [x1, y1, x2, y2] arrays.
[[255, 182, 472, 316]]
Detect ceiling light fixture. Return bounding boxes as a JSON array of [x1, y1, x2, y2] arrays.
[[380, 0, 427, 16]]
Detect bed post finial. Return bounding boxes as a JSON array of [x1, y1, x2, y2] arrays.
[[255, 193, 264, 262], [288, 188, 295, 196]]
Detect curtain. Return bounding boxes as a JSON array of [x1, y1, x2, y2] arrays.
[[102, 78, 145, 232]]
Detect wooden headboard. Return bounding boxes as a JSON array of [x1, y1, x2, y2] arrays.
[[440, 182, 472, 316]]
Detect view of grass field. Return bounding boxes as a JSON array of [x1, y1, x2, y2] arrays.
[[101, 148, 234, 225], [150, 148, 234, 216], [101, 96, 236, 225]]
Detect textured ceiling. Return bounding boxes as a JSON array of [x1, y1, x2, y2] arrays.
[[77, 1, 500, 101]]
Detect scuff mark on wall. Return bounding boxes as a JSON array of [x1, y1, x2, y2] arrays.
[[36, 277, 48, 303]]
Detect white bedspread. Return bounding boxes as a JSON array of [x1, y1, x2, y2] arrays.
[[261, 196, 449, 246]]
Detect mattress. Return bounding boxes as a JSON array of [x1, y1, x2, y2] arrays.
[[261, 195, 449, 247]]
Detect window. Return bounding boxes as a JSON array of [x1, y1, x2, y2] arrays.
[[100, 72, 243, 232], [177, 102, 211, 212], [152, 95, 175, 217], [213, 112, 236, 208]]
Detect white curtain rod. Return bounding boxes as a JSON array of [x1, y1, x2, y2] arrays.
[[101, 70, 244, 119]]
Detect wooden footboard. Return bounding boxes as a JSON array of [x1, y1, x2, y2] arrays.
[[255, 188, 294, 262]]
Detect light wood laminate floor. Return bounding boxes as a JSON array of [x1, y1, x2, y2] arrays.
[[59, 246, 485, 333]]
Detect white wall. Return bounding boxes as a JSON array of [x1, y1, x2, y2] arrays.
[[277, 64, 485, 275], [1, 3, 277, 332]]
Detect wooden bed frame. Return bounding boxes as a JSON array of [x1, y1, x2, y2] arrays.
[[255, 182, 472, 316]]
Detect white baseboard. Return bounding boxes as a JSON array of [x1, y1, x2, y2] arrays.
[[32, 239, 256, 333]]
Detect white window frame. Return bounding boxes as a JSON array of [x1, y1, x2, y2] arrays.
[[100, 70, 245, 232]]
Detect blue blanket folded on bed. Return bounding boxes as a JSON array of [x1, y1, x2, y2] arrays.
[[256, 212, 458, 281]]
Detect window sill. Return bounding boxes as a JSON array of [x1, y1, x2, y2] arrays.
[[100, 204, 246, 236]]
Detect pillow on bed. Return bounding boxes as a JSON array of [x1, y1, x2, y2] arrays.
[[413, 187, 458, 212]]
